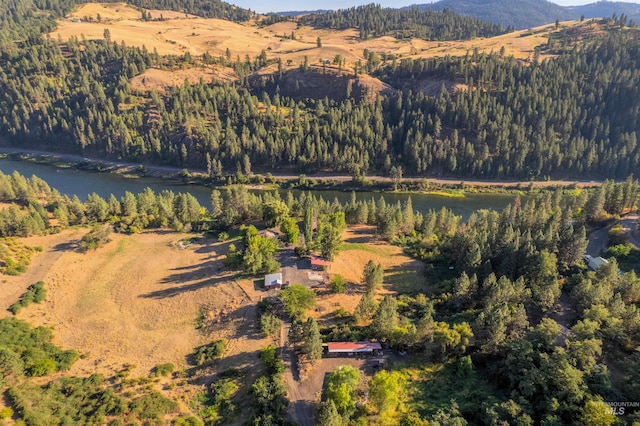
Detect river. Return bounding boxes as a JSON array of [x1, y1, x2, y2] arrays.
[[0, 158, 518, 221]]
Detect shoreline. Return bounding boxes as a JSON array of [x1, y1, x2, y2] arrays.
[[0, 146, 601, 193]]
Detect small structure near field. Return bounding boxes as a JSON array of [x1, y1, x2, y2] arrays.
[[264, 272, 283, 290], [326, 341, 382, 357], [311, 255, 330, 271], [584, 255, 609, 271]]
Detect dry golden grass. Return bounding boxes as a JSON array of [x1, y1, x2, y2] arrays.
[[66, 2, 197, 21], [130, 65, 238, 91], [54, 3, 576, 70], [4, 229, 252, 379], [309, 225, 426, 322]]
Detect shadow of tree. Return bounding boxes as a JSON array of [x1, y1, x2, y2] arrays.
[[52, 240, 82, 252], [384, 263, 428, 294], [140, 259, 233, 299]]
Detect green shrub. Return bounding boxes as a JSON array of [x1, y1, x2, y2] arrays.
[[129, 391, 178, 420], [9, 281, 46, 314], [280, 284, 317, 319], [329, 274, 346, 293], [260, 345, 284, 374], [174, 415, 204, 426], [154, 362, 175, 377], [28, 358, 56, 376], [55, 349, 79, 370], [217, 231, 229, 242], [80, 225, 112, 251], [0, 407, 13, 419], [193, 339, 226, 366], [260, 314, 282, 337]]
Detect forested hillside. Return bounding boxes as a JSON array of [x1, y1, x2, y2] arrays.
[[408, 0, 640, 29], [0, 1, 639, 180], [409, 0, 573, 29], [298, 4, 506, 39], [571, 1, 640, 23]]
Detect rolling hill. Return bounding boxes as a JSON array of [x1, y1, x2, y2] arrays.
[[406, 0, 640, 28]]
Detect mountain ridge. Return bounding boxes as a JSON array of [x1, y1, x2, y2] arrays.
[[406, 0, 640, 28], [279, 0, 640, 29]]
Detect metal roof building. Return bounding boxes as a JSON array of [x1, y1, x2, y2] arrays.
[[326, 341, 382, 355], [264, 272, 283, 290]]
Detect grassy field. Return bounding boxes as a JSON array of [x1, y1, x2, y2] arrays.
[[1, 230, 253, 378], [52, 2, 578, 93]]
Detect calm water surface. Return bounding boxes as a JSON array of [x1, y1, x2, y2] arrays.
[[0, 158, 518, 221]]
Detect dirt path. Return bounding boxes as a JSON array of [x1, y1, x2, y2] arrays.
[[586, 223, 614, 257], [551, 292, 574, 339], [620, 214, 640, 248], [0, 146, 601, 188], [281, 321, 314, 426]]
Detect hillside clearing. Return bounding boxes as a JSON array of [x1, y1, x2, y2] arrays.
[[54, 3, 577, 73]]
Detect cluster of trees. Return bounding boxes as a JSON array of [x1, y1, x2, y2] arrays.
[[288, 316, 323, 361], [225, 225, 280, 274], [9, 375, 178, 424], [300, 4, 506, 40], [0, 317, 78, 386], [0, 171, 207, 237], [375, 31, 640, 178], [250, 347, 289, 425], [318, 364, 409, 425]]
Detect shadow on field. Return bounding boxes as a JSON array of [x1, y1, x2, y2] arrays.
[[185, 349, 266, 395], [383, 263, 426, 294], [52, 240, 81, 252], [140, 260, 231, 298]]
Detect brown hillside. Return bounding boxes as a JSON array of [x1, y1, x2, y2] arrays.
[[250, 65, 395, 102], [130, 65, 238, 91], [55, 4, 595, 96]]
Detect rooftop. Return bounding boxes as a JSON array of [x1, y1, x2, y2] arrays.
[[264, 272, 283, 286], [310, 255, 330, 266], [327, 341, 382, 352]]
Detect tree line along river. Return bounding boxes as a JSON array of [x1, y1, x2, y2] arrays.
[[0, 158, 520, 221]]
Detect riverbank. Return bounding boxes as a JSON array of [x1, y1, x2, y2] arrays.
[[0, 146, 600, 195]]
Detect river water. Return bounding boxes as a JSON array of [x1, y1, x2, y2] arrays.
[[0, 158, 517, 221]]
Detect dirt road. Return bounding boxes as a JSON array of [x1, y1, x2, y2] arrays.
[[281, 321, 314, 426], [620, 214, 640, 248], [0, 146, 601, 188], [586, 224, 613, 257]]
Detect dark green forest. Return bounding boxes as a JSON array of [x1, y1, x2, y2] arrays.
[[298, 4, 507, 39]]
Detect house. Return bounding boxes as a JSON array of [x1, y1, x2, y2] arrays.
[[264, 272, 283, 290], [584, 255, 609, 271], [326, 341, 382, 357], [310, 255, 330, 271]]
